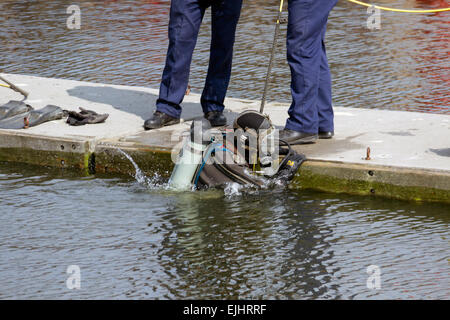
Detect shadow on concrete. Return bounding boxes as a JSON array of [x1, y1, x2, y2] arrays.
[[295, 133, 366, 157], [382, 131, 415, 137], [67, 85, 202, 121], [429, 148, 450, 158], [66, 85, 243, 126]]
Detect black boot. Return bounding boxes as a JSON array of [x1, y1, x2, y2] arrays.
[[144, 111, 180, 130], [279, 129, 318, 145], [318, 131, 334, 139], [204, 111, 227, 127]]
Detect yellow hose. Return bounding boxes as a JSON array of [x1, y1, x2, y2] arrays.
[[346, 0, 450, 13], [0, 83, 10, 88], [276, 0, 284, 24]]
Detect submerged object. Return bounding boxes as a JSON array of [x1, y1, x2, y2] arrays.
[[66, 107, 109, 126], [169, 119, 212, 190], [194, 142, 267, 188], [169, 111, 305, 191], [193, 131, 305, 189], [0, 105, 64, 129], [0, 100, 33, 121]]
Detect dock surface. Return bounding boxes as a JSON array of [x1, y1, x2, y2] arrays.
[[1, 73, 449, 202]]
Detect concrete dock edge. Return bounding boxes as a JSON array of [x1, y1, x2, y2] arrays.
[[1, 74, 449, 204], [293, 161, 450, 203], [1, 134, 449, 203], [0, 130, 94, 173]]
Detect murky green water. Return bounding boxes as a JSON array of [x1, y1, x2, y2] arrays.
[[0, 0, 449, 113], [0, 162, 448, 299]]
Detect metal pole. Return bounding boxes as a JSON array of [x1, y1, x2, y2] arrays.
[[0, 75, 29, 98], [260, 0, 284, 114]]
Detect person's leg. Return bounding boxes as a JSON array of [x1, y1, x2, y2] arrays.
[[284, 0, 336, 135], [201, 0, 243, 115], [317, 20, 334, 136], [156, 0, 207, 119]]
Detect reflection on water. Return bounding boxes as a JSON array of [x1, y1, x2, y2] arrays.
[[0, 0, 448, 114], [1, 0, 449, 300], [0, 162, 448, 299]]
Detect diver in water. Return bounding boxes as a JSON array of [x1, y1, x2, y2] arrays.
[[144, 0, 243, 130], [279, 0, 338, 145]]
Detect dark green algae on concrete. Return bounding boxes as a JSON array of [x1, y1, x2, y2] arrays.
[[0, 130, 94, 172], [1, 130, 449, 204], [292, 161, 450, 204]]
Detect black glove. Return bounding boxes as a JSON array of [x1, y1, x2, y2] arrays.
[[66, 107, 109, 126]]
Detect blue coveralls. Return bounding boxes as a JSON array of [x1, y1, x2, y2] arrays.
[[156, 0, 243, 119], [285, 0, 338, 134]]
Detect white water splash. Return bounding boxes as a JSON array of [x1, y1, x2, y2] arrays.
[[116, 148, 165, 189], [223, 182, 244, 196], [115, 148, 287, 195]]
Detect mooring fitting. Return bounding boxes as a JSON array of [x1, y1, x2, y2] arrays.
[[23, 117, 29, 129], [365, 147, 371, 160]]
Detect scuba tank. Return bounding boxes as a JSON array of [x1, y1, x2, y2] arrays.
[[193, 110, 305, 189], [169, 111, 306, 191], [232, 110, 280, 177], [168, 119, 213, 190]]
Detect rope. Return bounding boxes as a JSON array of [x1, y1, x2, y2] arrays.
[[346, 0, 450, 13]]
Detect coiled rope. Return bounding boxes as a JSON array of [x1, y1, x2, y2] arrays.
[[346, 0, 450, 13]]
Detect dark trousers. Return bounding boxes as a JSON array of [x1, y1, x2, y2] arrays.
[[156, 0, 243, 119], [285, 0, 338, 133]]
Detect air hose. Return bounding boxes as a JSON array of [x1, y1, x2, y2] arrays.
[[259, 0, 448, 113]]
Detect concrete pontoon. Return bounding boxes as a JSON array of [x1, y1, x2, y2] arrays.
[[1, 74, 449, 203]]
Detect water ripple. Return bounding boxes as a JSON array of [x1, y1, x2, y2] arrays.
[[0, 0, 448, 114]]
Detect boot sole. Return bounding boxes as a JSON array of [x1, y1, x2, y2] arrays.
[[318, 133, 334, 139], [285, 135, 318, 145], [204, 116, 227, 127], [144, 119, 180, 130], [208, 120, 227, 127]]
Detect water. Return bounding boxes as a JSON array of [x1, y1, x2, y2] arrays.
[[0, 0, 449, 300], [0, 0, 449, 114], [116, 147, 163, 189], [0, 161, 448, 299]]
